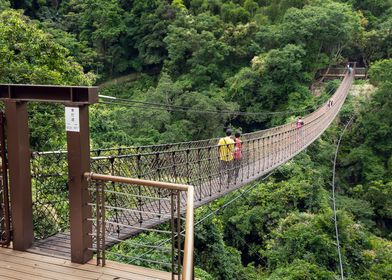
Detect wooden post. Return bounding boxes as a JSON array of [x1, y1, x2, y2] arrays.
[[5, 101, 33, 250], [0, 84, 98, 261], [67, 105, 93, 263]]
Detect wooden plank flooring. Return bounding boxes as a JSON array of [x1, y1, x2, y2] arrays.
[[29, 233, 71, 259], [0, 247, 172, 280]]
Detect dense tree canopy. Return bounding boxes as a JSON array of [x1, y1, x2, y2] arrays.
[[0, 9, 95, 150], [0, 0, 391, 279], [0, 9, 94, 85]]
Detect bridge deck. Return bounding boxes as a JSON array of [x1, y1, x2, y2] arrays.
[[323, 74, 366, 78], [320, 67, 367, 79], [0, 247, 171, 280]]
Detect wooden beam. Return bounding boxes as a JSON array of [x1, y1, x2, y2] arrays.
[[0, 84, 98, 105]]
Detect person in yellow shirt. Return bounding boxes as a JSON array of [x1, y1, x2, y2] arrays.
[[218, 129, 235, 187]]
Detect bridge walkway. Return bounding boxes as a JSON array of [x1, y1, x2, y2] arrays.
[[28, 72, 354, 260]]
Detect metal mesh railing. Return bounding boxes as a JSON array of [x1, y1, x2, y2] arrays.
[[87, 175, 190, 279], [30, 72, 354, 240], [320, 65, 366, 77], [90, 71, 352, 205], [0, 111, 11, 246], [31, 151, 69, 239]]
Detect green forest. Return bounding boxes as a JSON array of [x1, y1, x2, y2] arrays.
[[1, 0, 392, 279]]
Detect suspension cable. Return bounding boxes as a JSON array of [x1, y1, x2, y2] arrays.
[[195, 172, 274, 225], [332, 115, 355, 280], [99, 100, 303, 116], [133, 172, 275, 262], [98, 94, 324, 116]]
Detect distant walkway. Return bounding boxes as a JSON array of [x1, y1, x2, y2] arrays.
[[98, 73, 140, 89], [320, 66, 367, 80]]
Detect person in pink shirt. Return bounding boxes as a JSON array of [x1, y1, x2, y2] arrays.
[[233, 130, 243, 182], [296, 117, 304, 129], [296, 117, 305, 145]]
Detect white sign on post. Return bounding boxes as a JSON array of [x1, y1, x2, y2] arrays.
[[65, 107, 80, 132]]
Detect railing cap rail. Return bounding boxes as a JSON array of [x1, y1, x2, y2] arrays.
[[84, 172, 191, 191], [85, 171, 194, 280]]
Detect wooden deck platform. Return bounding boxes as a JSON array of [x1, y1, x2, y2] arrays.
[[0, 247, 172, 280]]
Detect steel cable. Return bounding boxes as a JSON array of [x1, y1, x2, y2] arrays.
[[331, 115, 355, 280]]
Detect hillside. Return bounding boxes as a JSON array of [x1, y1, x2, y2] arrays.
[[0, 0, 391, 279]]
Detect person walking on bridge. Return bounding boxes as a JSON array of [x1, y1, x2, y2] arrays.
[[347, 63, 352, 74], [296, 117, 304, 130], [296, 117, 304, 146], [218, 129, 235, 187], [233, 130, 243, 183]]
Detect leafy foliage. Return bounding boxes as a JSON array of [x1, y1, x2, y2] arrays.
[[2, 1, 392, 279], [0, 9, 95, 150], [0, 9, 95, 85]]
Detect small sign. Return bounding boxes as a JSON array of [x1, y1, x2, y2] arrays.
[[65, 107, 80, 132]]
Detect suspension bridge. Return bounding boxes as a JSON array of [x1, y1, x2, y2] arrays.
[[0, 67, 356, 279]]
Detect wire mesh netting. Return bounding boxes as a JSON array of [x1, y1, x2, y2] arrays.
[[88, 179, 183, 277], [31, 151, 69, 239], [0, 173, 8, 243], [0, 111, 10, 246]]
